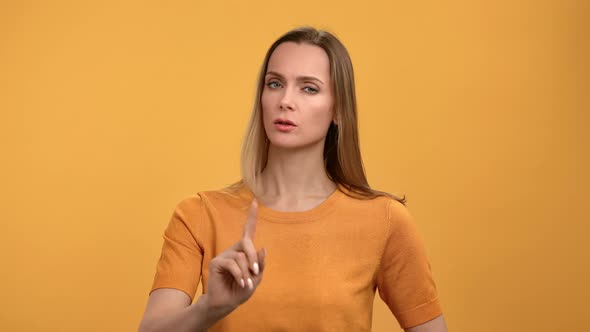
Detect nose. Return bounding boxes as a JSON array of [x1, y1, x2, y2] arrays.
[[279, 87, 295, 111]]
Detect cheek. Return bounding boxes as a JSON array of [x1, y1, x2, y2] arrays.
[[311, 96, 334, 122], [261, 89, 279, 108], [260, 93, 272, 121]]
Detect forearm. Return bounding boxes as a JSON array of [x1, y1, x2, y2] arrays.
[[404, 315, 447, 332], [139, 295, 233, 332]]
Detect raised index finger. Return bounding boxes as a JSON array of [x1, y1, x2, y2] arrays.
[[242, 199, 258, 240]]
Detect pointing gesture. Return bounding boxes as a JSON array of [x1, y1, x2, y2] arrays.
[[242, 199, 258, 241], [237, 199, 260, 276], [205, 199, 267, 313]]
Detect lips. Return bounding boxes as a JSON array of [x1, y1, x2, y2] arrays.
[[274, 118, 297, 126]]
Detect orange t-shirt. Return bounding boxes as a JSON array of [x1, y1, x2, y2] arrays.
[[150, 184, 442, 330]]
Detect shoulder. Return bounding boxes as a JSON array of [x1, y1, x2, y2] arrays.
[[175, 194, 202, 209], [337, 186, 405, 221], [169, 191, 214, 218], [166, 188, 246, 232], [379, 196, 425, 243], [344, 187, 415, 230], [385, 197, 413, 222], [174, 186, 249, 215]]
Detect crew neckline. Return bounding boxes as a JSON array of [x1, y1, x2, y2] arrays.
[[239, 183, 345, 223]]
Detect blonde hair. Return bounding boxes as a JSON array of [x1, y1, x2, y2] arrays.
[[224, 26, 406, 204]]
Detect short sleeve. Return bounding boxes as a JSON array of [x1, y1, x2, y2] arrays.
[[150, 195, 204, 302], [376, 199, 443, 329]]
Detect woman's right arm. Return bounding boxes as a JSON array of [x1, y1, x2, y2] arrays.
[[138, 289, 232, 332], [139, 199, 266, 332]]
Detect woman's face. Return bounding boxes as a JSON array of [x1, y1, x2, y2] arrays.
[[261, 42, 334, 151]]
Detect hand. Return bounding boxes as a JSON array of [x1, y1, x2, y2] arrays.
[[204, 199, 267, 313]]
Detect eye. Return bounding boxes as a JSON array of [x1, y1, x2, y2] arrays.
[[303, 86, 319, 94], [266, 81, 282, 89]]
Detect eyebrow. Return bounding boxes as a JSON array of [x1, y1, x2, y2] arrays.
[[265, 71, 324, 85]]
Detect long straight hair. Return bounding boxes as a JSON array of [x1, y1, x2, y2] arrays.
[[224, 26, 405, 204]]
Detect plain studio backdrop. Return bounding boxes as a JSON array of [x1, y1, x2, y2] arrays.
[[0, 1, 588, 331]]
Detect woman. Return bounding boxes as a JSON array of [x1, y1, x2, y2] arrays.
[[139, 26, 447, 332]]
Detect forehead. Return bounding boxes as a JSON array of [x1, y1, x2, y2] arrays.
[[266, 42, 330, 80]]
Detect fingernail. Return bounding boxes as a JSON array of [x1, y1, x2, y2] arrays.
[[240, 278, 245, 288], [253, 262, 259, 275], [247, 277, 253, 290]]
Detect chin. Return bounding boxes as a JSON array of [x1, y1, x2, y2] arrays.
[[268, 139, 301, 150], [268, 136, 324, 151]]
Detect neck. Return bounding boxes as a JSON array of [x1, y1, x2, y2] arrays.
[[258, 141, 337, 200]]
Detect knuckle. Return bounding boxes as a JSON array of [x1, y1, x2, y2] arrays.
[[240, 238, 249, 247], [229, 262, 240, 274], [246, 250, 257, 261]]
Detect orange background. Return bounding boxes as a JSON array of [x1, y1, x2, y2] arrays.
[[1, 1, 588, 331]]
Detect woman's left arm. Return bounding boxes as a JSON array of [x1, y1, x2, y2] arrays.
[[405, 315, 448, 332]]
